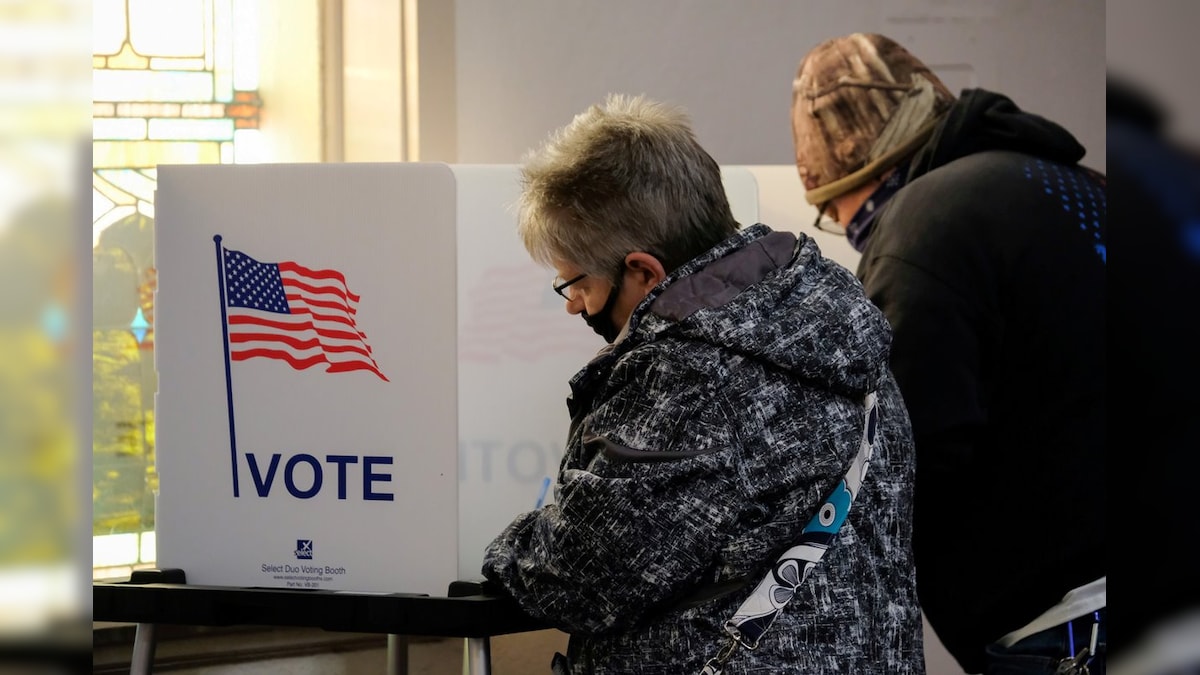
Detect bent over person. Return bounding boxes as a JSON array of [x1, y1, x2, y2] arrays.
[[481, 94, 925, 674], [790, 34, 1106, 675]]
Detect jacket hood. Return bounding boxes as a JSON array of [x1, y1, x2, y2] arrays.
[[909, 88, 1087, 182], [627, 224, 892, 398]]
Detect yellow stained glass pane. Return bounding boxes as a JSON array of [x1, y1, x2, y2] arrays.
[[94, 70, 213, 103], [232, 127, 264, 163], [92, 173, 137, 206], [204, 0, 215, 70], [0, 106, 89, 138], [149, 57, 206, 71], [180, 103, 225, 118], [116, 103, 181, 118], [93, 187, 115, 218], [231, 0, 258, 90], [148, 117, 234, 141], [96, 169, 156, 202], [91, 0, 265, 572], [93, 118, 147, 141], [92, 203, 137, 245], [213, 0, 233, 102], [93, 0, 127, 56], [93, 140, 220, 169], [93, 534, 140, 568], [128, 0, 205, 58], [107, 42, 150, 70]]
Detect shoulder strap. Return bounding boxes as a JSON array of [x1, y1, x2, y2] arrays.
[[700, 392, 879, 675]]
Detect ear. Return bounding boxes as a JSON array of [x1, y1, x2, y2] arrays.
[[623, 252, 667, 293]]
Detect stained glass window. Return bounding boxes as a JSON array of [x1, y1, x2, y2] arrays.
[[92, 0, 263, 579]]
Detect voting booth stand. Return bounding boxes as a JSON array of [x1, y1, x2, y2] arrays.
[[93, 162, 767, 674]]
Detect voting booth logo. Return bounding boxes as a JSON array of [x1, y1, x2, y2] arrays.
[[212, 235, 394, 499], [295, 540, 314, 559]]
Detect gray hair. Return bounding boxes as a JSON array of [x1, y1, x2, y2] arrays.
[[517, 94, 739, 283]]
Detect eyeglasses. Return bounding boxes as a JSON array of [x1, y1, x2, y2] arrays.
[[812, 202, 845, 236], [552, 273, 587, 299]]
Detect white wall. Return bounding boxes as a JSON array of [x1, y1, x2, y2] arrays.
[[447, 0, 1105, 173], [257, 0, 322, 162], [1108, 0, 1200, 143]]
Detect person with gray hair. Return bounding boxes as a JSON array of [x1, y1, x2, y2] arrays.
[[481, 94, 925, 674]]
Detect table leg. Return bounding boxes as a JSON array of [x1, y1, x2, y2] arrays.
[[387, 634, 408, 675], [129, 623, 157, 675], [465, 636, 491, 675]]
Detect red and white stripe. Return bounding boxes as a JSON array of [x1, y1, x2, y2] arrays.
[[227, 261, 388, 381]]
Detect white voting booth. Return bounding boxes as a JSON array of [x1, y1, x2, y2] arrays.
[[154, 162, 766, 597], [154, 164, 461, 596]]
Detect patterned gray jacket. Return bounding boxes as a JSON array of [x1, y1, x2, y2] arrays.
[[482, 224, 925, 674]]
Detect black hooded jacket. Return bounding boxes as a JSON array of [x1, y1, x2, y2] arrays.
[[859, 89, 1106, 673], [1108, 77, 1200, 654]]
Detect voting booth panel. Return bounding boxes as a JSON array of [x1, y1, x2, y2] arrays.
[[453, 166, 762, 580], [735, 165, 862, 274], [453, 165, 588, 581], [153, 162, 764, 595], [154, 163, 459, 596]]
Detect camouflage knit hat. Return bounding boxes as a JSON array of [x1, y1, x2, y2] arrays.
[[791, 33, 957, 205]]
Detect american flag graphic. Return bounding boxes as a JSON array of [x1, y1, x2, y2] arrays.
[[459, 263, 593, 364], [220, 246, 389, 381]]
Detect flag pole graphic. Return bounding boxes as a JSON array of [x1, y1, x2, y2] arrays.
[[214, 235, 240, 497]]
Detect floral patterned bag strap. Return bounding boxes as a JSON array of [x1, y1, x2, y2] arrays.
[[700, 392, 879, 675]]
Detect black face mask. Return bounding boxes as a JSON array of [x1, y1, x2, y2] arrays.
[[582, 282, 622, 343]]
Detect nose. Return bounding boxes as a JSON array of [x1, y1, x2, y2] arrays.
[[564, 292, 585, 316]]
